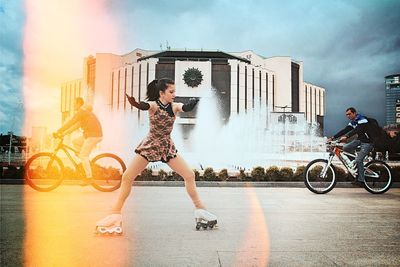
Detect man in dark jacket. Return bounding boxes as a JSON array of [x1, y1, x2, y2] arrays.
[[327, 107, 373, 185]]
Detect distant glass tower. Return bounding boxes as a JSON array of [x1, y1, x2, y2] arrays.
[[385, 73, 400, 125]]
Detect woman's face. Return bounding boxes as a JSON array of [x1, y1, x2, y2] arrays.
[[160, 84, 176, 103]]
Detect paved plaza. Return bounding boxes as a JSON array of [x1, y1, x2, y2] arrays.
[[1, 184, 400, 266]]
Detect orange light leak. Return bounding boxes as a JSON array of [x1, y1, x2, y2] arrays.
[[23, 0, 128, 266], [23, 188, 131, 266], [236, 185, 270, 266], [22, 0, 121, 135]]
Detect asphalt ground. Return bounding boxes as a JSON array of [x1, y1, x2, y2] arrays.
[[1, 184, 400, 266]]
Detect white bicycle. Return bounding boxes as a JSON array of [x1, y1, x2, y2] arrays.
[[304, 141, 392, 194]]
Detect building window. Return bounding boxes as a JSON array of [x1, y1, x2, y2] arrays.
[[117, 70, 121, 110], [68, 83, 72, 112], [309, 86, 312, 123], [138, 64, 142, 100], [87, 57, 96, 90], [266, 73, 268, 105], [245, 66, 247, 110], [252, 68, 255, 108], [237, 64, 239, 113], [124, 68, 127, 110], [314, 88, 317, 122], [73, 82, 77, 99], [131, 66, 134, 110], [111, 72, 114, 109], [272, 75, 275, 110], [60, 85, 64, 112], [146, 62, 149, 88], [259, 70, 262, 102], [305, 85, 307, 121]]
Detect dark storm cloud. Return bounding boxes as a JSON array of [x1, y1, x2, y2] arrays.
[[305, 0, 400, 135], [333, 2, 400, 56]]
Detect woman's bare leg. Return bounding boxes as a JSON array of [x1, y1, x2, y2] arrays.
[[167, 154, 205, 209], [111, 154, 148, 213]]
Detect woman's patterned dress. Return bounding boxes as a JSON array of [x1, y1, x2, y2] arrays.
[[135, 101, 177, 162]]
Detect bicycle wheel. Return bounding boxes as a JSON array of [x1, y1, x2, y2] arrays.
[[363, 160, 392, 194], [90, 153, 126, 192], [304, 159, 336, 194], [24, 153, 64, 192]]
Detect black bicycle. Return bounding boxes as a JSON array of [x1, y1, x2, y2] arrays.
[[304, 141, 392, 194], [24, 135, 126, 192]]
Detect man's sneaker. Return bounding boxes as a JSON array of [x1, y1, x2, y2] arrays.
[[351, 180, 364, 187]]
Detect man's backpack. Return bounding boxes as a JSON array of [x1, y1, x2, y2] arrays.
[[366, 117, 390, 152], [389, 133, 400, 153]]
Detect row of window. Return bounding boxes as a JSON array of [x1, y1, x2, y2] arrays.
[[61, 81, 82, 113], [111, 63, 150, 112], [305, 85, 324, 123], [234, 65, 272, 113], [108, 61, 325, 124]]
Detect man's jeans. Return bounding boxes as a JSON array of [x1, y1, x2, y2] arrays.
[[343, 140, 373, 182]]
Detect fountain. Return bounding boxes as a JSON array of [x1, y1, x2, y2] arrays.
[[92, 89, 326, 173], [175, 88, 326, 172]]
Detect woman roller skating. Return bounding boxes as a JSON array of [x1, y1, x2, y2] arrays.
[[95, 78, 217, 234]]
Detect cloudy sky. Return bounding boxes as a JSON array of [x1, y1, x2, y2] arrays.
[[1, 0, 400, 136]]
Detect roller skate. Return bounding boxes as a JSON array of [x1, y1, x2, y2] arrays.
[[194, 209, 218, 230], [95, 214, 123, 235]]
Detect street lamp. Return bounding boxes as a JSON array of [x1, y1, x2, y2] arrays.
[[275, 105, 291, 152], [8, 101, 23, 165]]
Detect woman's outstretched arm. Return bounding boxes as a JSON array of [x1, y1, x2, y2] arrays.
[[126, 94, 150, 110], [182, 98, 199, 112]]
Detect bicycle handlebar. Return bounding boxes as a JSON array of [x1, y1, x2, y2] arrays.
[[326, 140, 340, 145], [52, 132, 64, 139], [325, 140, 344, 151]]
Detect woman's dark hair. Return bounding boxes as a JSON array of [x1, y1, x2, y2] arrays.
[[146, 78, 175, 101]]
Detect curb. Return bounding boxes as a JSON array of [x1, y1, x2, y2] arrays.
[[1, 179, 399, 188]]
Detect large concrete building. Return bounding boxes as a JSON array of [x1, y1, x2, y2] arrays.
[[61, 49, 325, 130]]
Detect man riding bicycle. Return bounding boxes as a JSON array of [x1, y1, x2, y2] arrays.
[[55, 97, 103, 185], [327, 107, 373, 186]]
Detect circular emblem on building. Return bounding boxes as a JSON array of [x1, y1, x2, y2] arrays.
[[183, 67, 203, 88]]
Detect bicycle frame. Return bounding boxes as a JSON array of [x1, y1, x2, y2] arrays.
[[321, 144, 354, 178], [324, 142, 379, 179], [51, 137, 81, 169]]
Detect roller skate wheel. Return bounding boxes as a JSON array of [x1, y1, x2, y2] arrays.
[[209, 220, 217, 228], [96, 227, 108, 234]]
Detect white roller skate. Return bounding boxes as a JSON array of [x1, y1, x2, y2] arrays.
[[95, 214, 123, 235], [194, 209, 218, 230]]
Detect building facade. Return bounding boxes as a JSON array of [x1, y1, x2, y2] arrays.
[[385, 74, 400, 125], [60, 79, 84, 122], [61, 49, 325, 129]]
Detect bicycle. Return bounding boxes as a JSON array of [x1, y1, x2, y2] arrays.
[[304, 140, 392, 194], [24, 135, 126, 192]]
